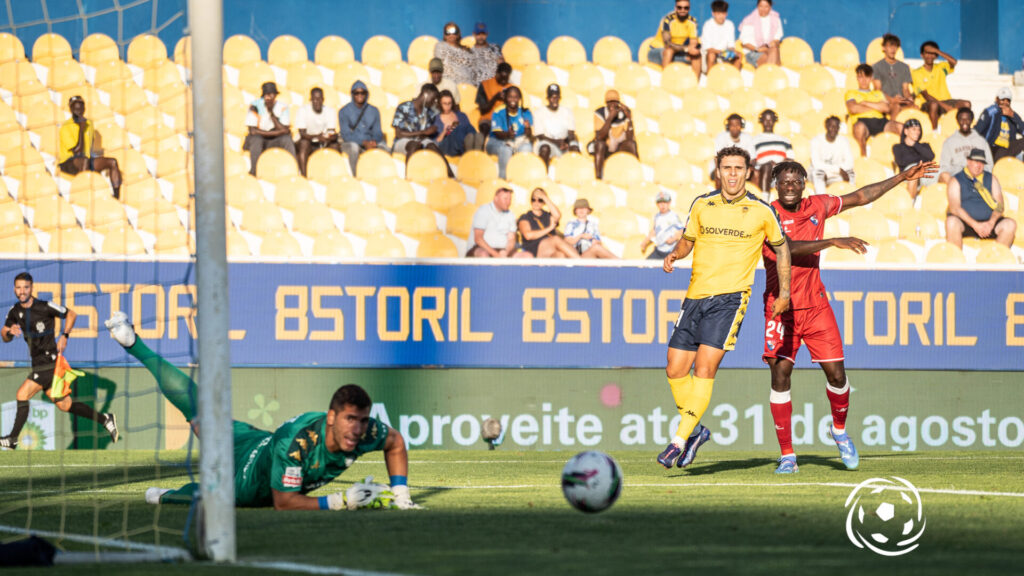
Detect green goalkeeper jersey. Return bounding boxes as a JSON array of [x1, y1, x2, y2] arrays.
[[233, 412, 390, 507]]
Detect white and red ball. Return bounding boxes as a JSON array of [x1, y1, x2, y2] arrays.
[[561, 451, 623, 513]]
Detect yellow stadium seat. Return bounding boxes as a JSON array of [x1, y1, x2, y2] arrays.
[[0, 223, 40, 253], [79, 33, 119, 68], [820, 37, 859, 71], [568, 62, 604, 98], [602, 153, 643, 189], [503, 36, 541, 68], [0, 199, 24, 229], [655, 65, 693, 100], [256, 147, 300, 180], [0, 32, 24, 62], [161, 172, 193, 208], [847, 209, 892, 242], [725, 88, 767, 122], [324, 177, 366, 209], [381, 61, 419, 99], [416, 233, 458, 258], [653, 156, 693, 188], [895, 107, 931, 128], [780, 37, 814, 69], [242, 200, 287, 234], [100, 225, 146, 255], [551, 152, 594, 186], [924, 242, 964, 264], [874, 239, 917, 264], [268, 35, 307, 68], [272, 175, 316, 209], [15, 171, 58, 205], [312, 230, 354, 258], [596, 210, 639, 238], [547, 36, 587, 69], [506, 153, 548, 184], [706, 64, 743, 96], [344, 202, 388, 236], [374, 176, 415, 211], [520, 63, 558, 99], [136, 203, 182, 235], [753, 64, 789, 95], [867, 132, 899, 168], [222, 226, 248, 257], [575, 180, 616, 213], [819, 87, 849, 118], [614, 62, 651, 93], [918, 183, 948, 218], [457, 150, 498, 186], [897, 211, 940, 244], [289, 201, 338, 236], [361, 36, 402, 69], [43, 57, 86, 93], [657, 109, 696, 142], [678, 133, 717, 165], [331, 61, 371, 94], [866, 37, 903, 65], [364, 231, 407, 258], [626, 182, 663, 214], [636, 132, 670, 165], [798, 64, 837, 97], [238, 60, 276, 95], [355, 148, 398, 183], [223, 34, 261, 69], [48, 227, 93, 255], [937, 111, 960, 137], [425, 179, 466, 212], [101, 78, 149, 115], [315, 36, 355, 68], [395, 201, 439, 236], [474, 179, 511, 206], [307, 148, 352, 184], [31, 194, 79, 231], [406, 36, 438, 70], [406, 150, 449, 185], [593, 37, 632, 70], [681, 86, 719, 117], [69, 172, 114, 206], [120, 177, 165, 212], [634, 87, 672, 119], [258, 229, 303, 257], [127, 34, 167, 70], [773, 87, 814, 119], [152, 224, 190, 255], [173, 37, 191, 69], [854, 157, 889, 186], [974, 242, 1016, 265], [994, 157, 1024, 192], [223, 173, 262, 209], [285, 61, 325, 98], [0, 61, 45, 95], [446, 202, 476, 238], [225, 149, 251, 179], [32, 33, 71, 66]]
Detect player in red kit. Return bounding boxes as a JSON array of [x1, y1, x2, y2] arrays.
[[761, 160, 937, 473]]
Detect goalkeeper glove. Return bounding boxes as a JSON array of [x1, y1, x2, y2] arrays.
[[391, 484, 422, 510], [344, 476, 396, 510]]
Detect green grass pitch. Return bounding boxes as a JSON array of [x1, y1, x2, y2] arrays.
[[1, 449, 1021, 575]]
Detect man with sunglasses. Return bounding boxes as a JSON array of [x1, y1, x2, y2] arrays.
[[338, 80, 389, 177], [647, 0, 702, 76]]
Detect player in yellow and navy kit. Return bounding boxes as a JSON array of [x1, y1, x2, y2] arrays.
[[657, 146, 792, 469]]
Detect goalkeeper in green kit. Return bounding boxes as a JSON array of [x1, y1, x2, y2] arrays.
[[105, 312, 420, 511]]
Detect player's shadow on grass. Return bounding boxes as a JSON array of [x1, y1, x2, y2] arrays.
[[64, 372, 118, 450], [671, 457, 766, 476], [794, 454, 846, 471]]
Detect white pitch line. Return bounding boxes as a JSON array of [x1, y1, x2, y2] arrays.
[[0, 523, 190, 561], [238, 560, 420, 576]]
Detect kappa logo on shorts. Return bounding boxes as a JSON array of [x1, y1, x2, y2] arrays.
[[282, 466, 302, 488]]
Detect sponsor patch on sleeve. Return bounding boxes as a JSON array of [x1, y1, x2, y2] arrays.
[[282, 466, 302, 488]]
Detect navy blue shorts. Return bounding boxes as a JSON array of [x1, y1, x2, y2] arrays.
[[669, 290, 751, 352]]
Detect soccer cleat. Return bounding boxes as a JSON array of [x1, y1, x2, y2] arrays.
[[830, 428, 859, 470], [145, 487, 171, 505], [774, 455, 799, 474], [0, 435, 17, 450], [103, 413, 119, 444], [677, 425, 712, 468], [104, 311, 136, 348], [656, 442, 683, 469]]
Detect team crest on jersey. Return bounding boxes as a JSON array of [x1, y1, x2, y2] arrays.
[[742, 207, 749, 214], [35, 321, 45, 332], [809, 215, 819, 226]]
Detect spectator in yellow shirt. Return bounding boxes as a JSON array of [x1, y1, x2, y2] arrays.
[[58, 96, 122, 199], [647, 0, 702, 76], [913, 41, 970, 130], [845, 64, 902, 157]]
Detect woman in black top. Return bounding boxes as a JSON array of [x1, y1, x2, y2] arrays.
[[516, 188, 579, 258], [891, 118, 935, 200]]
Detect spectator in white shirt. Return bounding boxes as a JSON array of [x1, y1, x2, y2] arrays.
[[739, 0, 782, 68], [701, 1, 741, 71], [532, 84, 580, 168], [712, 113, 755, 186], [641, 190, 685, 260], [294, 87, 339, 176], [564, 199, 617, 259], [245, 81, 296, 176], [809, 116, 856, 193], [468, 186, 522, 258]]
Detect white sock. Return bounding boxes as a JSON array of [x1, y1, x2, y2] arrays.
[[671, 435, 686, 447], [770, 389, 791, 404], [826, 378, 850, 395]]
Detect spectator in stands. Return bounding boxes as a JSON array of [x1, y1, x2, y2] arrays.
[[892, 119, 936, 201], [485, 86, 533, 179], [434, 22, 476, 86], [701, 1, 741, 71], [810, 115, 856, 193], [590, 90, 637, 180], [393, 84, 454, 177], [58, 96, 122, 199], [476, 62, 514, 136], [752, 109, 793, 196], [945, 148, 1016, 248], [468, 186, 519, 258], [913, 41, 970, 130], [471, 22, 504, 84], [647, 0, 702, 76], [712, 113, 755, 186], [245, 82, 296, 176], [564, 199, 617, 259], [939, 107, 991, 184], [739, 0, 782, 68], [338, 80, 389, 176], [533, 84, 580, 169], [517, 188, 579, 259], [429, 58, 460, 107], [294, 87, 339, 177], [433, 89, 484, 157], [640, 190, 684, 261], [872, 34, 916, 119], [846, 64, 901, 157], [975, 87, 1024, 162]]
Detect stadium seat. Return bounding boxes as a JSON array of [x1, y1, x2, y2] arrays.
[[268, 35, 308, 68], [575, 180, 616, 213], [225, 172, 264, 208], [395, 201, 440, 237], [406, 36, 438, 70], [660, 63, 698, 96], [874, 239, 917, 264], [223, 34, 261, 69], [503, 36, 541, 68], [820, 37, 859, 71], [752, 65, 789, 95], [445, 202, 476, 239], [173, 37, 191, 68], [626, 182, 663, 214], [100, 225, 146, 255], [552, 152, 594, 186], [425, 178, 466, 212], [272, 175, 316, 209], [120, 177, 165, 212], [356, 148, 398, 183], [324, 177, 367, 209], [602, 153, 643, 189], [101, 78, 149, 115], [774, 87, 814, 119], [153, 223, 190, 255], [506, 153, 548, 184], [381, 62, 419, 100], [43, 58, 87, 92], [256, 148, 300, 180], [0, 198, 25, 228], [127, 34, 168, 69], [657, 109, 696, 142], [49, 226, 93, 255], [592, 37, 632, 70], [974, 242, 1017, 265], [637, 132, 670, 164], [285, 61, 325, 98], [867, 132, 899, 168], [798, 64, 837, 97], [402, 150, 446, 185], [614, 62, 651, 93], [895, 107, 931, 129], [918, 183, 948, 218], [847, 209, 892, 242], [457, 150, 499, 187], [819, 87, 849, 118], [16, 171, 58, 204], [32, 33, 72, 66], [0, 32, 24, 62], [520, 63, 558, 99], [866, 37, 903, 65], [364, 231, 407, 258], [681, 86, 719, 118], [474, 179, 511, 206], [242, 200, 287, 234], [361, 36, 402, 70], [924, 242, 965, 264], [993, 157, 1024, 192], [568, 62, 605, 98], [653, 156, 694, 189], [238, 60, 276, 95], [780, 37, 814, 69], [706, 64, 743, 96], [315, 36, 355, 68], [312, 230, 355, 258], [136, 204, 183, 235], [677, 133, 717, 165], [596, 210, 639, 238], [375, 176, 417, 211], [634, 87, 673, 119], [724, 87, 767, 122], [416, 233, 459, 258], [0, 223, 40, 253], [897, 211, 940, 244], [79, 33, 119, 68], [306, 148, 351, 184], [259, 229, 304, 257], [1, 61, 45, 96], [854, 157, 889, 186], [29, 195, 78, 231], [547, 36, 587, 70], [331, 61, 371, 93], [344, 202, 388, 236], [69, 172, 114, 206]]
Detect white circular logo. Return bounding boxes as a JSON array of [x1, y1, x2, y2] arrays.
[[845, 476, 926, 556], [35, 321, 45, 333]]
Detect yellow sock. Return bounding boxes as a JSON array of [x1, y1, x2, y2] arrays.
[[673, 376, 715, 441], [667, 374, 692, 414]]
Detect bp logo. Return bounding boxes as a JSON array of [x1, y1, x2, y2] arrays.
[[18, 421, 47, 450], [845, 476, 926, 556]]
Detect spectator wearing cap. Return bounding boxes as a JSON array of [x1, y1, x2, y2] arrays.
[[517, 187, 579, 258], [245, 81, 296, 176], [468, 186, 521, 258], [564, 199, 617, 259], [476, 62, 514, 136], [939, 107, 991, 184], [434, 22, 476, 86], [647, 0, 702, 76], [433, 89, 484, 157], [810, 115, 856, 193], [912, 41, 970, 130], [945, 148, 1016, 249], [891, 118, 936, 201], [975, 86, 1024, 162], [471, 22, 504, 84], [751, 109, 793, 197], [739, 0, 782, 68], [590, 90, 637, 180], [641, 191, 685, 260], [338, 80, 389, 176], [294, 87, 339, 176], [485, 86, 533, 179], [58, 95, 122, 198], [532, 83, 580, 168], [429, 58, 460, 106]]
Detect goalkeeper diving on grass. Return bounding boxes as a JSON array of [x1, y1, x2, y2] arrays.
[[104, 312, 421, 511]]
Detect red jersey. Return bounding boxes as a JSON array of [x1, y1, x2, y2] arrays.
[[762, 194, 843, 310]]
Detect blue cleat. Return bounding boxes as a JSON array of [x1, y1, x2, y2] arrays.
[[830, 428, 859, 470], [774, 455, 798, 474], [677, 425, 712, 468], [657, 442, 683, 469]]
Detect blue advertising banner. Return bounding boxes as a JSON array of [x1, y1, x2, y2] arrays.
[[0, 261, 1021, 370]]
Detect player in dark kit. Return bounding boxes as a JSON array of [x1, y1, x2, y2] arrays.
[[762, 160, 937, 473], [1, 273, 118, 449]]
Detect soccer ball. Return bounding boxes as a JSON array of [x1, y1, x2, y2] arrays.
[[561, 451, 623, 513]]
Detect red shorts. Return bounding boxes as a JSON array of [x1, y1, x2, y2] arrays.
[[762, 300, 844, 364]]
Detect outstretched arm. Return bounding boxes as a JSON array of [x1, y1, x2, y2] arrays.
[[383, 428, 419, 509], [789, 237, 868, 258], [840, 161, 938, 211]]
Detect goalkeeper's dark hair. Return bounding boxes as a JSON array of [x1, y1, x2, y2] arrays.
[[772, 161, 807, 182], [331, 384, 372, 412], [715, 145, 751, 169], [14, 272, 32, 284]]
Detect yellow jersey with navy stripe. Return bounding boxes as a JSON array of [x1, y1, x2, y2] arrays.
[[650, 12, 698, 49], [682, 190, 785, 299]]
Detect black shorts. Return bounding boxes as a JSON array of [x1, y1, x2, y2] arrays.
[[952, 215, 1009, 239], [28, 365, 56, 390], [857, 117, 888, 137], [59, 156, 93, 175], [669, 290, 751, 352]]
